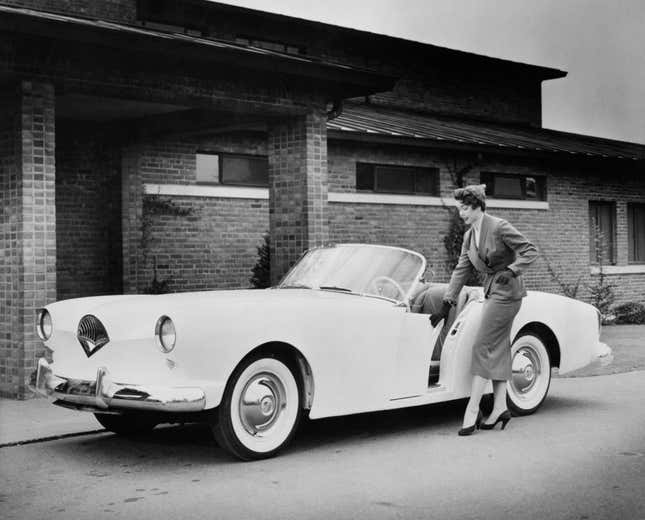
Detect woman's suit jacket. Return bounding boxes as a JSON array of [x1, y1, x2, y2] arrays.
[[444, 213, 538, 303]]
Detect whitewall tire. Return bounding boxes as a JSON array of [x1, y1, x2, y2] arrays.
[[214, 356, 302, 460], [507, 333, 551, 415]]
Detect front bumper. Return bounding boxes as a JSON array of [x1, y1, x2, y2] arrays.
[[29, 358, 206, 413]]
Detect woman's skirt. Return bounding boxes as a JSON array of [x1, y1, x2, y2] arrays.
[[471, 296, 522, 380]]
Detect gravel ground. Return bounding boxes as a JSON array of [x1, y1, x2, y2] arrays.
[[556, 324, 645, 377]]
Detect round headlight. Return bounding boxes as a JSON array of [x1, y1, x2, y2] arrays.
[[37, 309, 52, 341], [155, 316, 176, 353]]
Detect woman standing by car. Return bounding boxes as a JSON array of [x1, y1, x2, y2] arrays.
[[430, 184, 538, 435]]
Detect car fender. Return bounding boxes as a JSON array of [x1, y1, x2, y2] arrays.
[[511, 291, 602, 374]]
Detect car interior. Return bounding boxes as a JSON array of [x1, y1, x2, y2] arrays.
[[410, 283, 481, 384]]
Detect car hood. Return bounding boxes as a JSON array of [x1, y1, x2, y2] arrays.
[[44, 288, 389, 341]]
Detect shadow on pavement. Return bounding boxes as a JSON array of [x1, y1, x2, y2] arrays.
[[38, 390, 609, 464]]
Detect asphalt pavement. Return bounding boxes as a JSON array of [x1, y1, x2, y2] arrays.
[[1, 366, 644, 520]]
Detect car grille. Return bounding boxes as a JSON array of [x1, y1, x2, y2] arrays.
[[77, 315, 110, 358]]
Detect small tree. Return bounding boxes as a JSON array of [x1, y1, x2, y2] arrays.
[[539, 245, 582, 299], [144, 256, 171, 294], [588, 225, 615, 322], [250, 232, 271, 289]]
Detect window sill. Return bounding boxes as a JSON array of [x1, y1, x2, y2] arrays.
[[143, 184, 550, 210], [590, 265, 645, 275], [329, 192, 549, 209], [144, 184, 268, 199]]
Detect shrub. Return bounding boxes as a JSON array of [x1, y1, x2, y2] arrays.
[[613, 302, 645, 324], [250, 232, 271, 289]]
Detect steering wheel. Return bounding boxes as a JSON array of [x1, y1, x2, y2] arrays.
[[368, 276, 406, 301]]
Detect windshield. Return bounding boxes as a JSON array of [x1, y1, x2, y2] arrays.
[[279, 244, 425, 302]]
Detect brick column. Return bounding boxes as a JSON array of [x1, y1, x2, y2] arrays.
[[0, 81, 56, 398], [268, 111, 329, 284], [121, 145, 143, 294]]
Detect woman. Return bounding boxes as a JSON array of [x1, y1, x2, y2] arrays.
[[430, 184, 538, 435]]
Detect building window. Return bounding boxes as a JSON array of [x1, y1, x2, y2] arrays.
[[196, 153, 268, 186], [628, 203, 645, 263], [589, 201, 616, 264], [356, 163, 439, 195], [480, 172, 546, 200]]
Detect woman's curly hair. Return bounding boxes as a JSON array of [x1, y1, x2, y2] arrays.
[[454, 184, 487, 211]]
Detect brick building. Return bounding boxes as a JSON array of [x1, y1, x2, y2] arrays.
[[1, 0, 644, 398]]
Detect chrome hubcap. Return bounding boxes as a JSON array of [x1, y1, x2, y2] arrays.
[[511, 346, 541, 395], [239, 373, 286, 436]]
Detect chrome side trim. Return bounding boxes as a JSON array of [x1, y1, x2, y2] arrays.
[[29, 358, 206, 413]]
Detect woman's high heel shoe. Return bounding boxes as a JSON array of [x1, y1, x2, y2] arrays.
[[480, 410, 511, 430], [458, 410, 483, 436]]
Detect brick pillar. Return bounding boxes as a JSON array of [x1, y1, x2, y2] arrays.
[[121, 145, 143, 294], [0, 81, 56, 398], [268, 110, 329, 284]]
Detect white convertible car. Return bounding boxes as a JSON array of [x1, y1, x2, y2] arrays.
[[32, 244, 611, 460]]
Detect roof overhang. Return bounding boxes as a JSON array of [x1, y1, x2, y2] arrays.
[[327, 103, 645, 162], [0, 6, 397, 98]]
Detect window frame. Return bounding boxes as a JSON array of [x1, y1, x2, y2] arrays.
[[355, 163, 439, 196], [196, 152, 268, 187], [588, 200, 617, 265], [628, 202, 645, 264], [480, 172, 547, 201]]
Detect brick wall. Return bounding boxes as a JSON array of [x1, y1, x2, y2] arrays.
[[125, 114, 329, 292], [56, 123, 122, 299], [328, 140, 645, 306], [0, 0, 136, 22], [268, 112, 329, 283], [0, 81, 56, 398], [126, 133, 270, 293], [122, 132, 645, 306], [0, 86, 21, 397]]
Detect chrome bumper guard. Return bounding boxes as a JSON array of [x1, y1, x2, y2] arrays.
[[29, 358, 206, 413]]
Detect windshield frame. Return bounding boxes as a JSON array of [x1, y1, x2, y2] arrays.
[[277, 243, 427, 304]]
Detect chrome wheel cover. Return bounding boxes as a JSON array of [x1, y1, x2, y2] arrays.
[[508, 335, 550, 411], [229, 358, 299, 454], [239, 373, 287, 435], [511, 347, 541, 395]]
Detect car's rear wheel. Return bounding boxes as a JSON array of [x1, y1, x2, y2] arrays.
[[507, 333, 551, 415], [213, 356, 302, 461], [94, 412, 158, 435]]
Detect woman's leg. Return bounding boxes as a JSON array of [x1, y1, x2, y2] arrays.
[[462, 374, 488, 428], [484, 379, 508, 424]]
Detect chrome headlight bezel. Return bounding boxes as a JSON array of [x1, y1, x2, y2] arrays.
[[155, 315, 176, 353], [36, 309, 52, 341]]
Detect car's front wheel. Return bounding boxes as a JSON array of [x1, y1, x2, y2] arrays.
[[94, 412, 158, 435], [506, 333, 552, 415], [213, 356, 302, 461]]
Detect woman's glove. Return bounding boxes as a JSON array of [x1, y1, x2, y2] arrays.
[[497, 269, 516, 285], [429, 300, 452, 327]]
